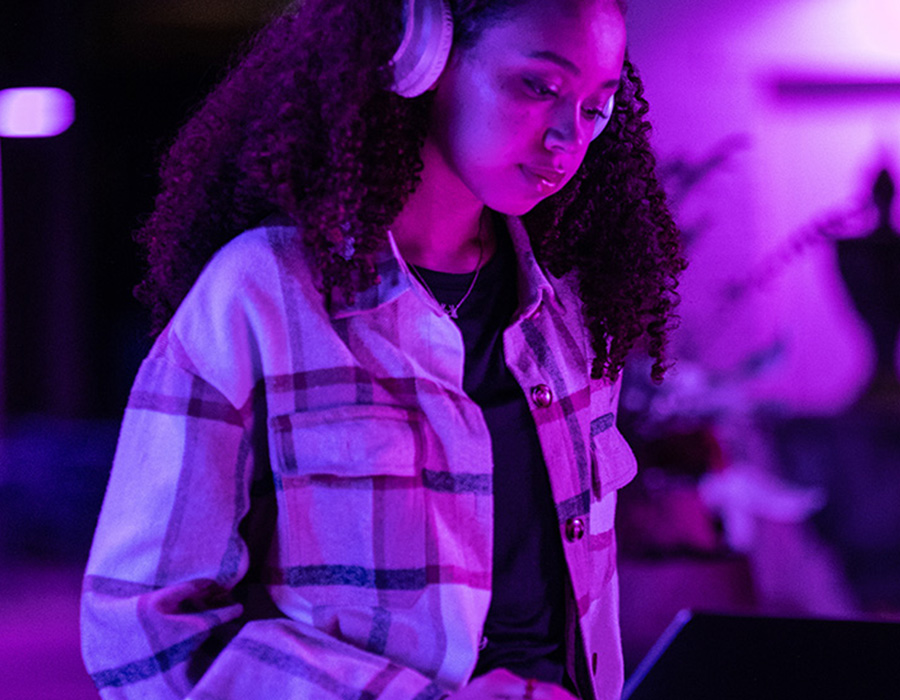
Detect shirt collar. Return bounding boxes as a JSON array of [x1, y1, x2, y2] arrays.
[[329, 215, 561, 319], [505, 215, 560, 321], [329, 230, 414, 319]]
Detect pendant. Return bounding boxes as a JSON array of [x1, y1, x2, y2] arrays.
[[443, 304, 459, 319]]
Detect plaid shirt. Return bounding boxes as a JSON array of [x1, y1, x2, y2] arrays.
[[82, 217, 637, 700]]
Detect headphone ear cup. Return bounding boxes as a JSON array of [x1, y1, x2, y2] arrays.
[[390, 0, 454, 97], [591, 93, 616, 141]]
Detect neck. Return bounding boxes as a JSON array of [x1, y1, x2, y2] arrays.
[[392, 141, 497, 272]]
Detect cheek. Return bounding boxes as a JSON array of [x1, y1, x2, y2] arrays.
[[460, 77, 535, 159], [459, 107, 535, 176]]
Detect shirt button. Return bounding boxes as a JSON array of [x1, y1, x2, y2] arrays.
[[565, 517, 585, 542], [531, 384, 553, 408]]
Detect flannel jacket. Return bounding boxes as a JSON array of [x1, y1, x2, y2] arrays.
[[82, 217, 638, 700]]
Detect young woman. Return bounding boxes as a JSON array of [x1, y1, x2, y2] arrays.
[[81, 1, 684, 698]]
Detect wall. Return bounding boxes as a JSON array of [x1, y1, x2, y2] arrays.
[[627, 0, 900, 413]]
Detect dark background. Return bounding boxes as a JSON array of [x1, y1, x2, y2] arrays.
[[1, 0, 285, 420], [2, 7, 291, 696]]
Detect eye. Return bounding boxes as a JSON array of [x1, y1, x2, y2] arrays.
[[584, 94, 616, 122], [523, 77, 558, 99], [582, 95, 613, 122]]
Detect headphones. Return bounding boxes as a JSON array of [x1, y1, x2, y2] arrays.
[[389, 0, 616, 140]]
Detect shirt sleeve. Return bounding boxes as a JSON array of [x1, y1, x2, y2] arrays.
[[81, 351, 448, 700], [81, 227, 452, 699]]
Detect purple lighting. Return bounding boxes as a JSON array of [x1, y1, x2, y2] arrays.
[[0, 87, 75, 138]]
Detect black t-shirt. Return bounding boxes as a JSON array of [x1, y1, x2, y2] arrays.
[[410, 223, 567, 685]]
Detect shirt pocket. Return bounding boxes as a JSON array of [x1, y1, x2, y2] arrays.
[[587, 413, 636, 592], [267, 403, 428, 608], [270, 403, 424, 478], [589, 412, 638, 503]]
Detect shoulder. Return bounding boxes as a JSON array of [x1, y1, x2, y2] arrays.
[[181, 223, 320, 318], [201, 223, 304, 286], [157, 223, 321, 401]]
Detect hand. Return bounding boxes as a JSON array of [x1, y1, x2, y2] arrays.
[[445, 669, 579, 700]]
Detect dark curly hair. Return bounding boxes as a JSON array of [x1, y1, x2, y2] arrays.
[[134, 0, 685, 382]]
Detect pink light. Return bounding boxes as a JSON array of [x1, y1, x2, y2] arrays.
[[0, 87, 75, 138]]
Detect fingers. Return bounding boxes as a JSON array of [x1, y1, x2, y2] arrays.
[[464, 669, 579, 700], [527, 678, 579, 700]]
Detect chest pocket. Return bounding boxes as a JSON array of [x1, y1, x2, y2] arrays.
[[270, 403, 424, 477], [589, 412, 637, 503], [587, 412, 636, 594], [268, 403, 428, 608]]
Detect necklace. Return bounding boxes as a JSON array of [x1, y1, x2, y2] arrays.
[[407, 216, 485, 319]]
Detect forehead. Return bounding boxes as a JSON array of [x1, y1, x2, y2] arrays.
[[466, 0, 626, 78]]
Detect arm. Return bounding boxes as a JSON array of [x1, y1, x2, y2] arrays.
[[81, 351, 446, 700]]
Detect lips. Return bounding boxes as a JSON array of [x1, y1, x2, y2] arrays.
[[520, 164, 566, 188]]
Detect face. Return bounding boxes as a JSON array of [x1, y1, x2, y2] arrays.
[[426, 0, 627, 215]]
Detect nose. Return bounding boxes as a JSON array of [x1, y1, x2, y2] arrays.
[[543, 100, 585, 153]]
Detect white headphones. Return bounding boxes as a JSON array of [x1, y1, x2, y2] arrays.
[[389, 0, 616, 140]]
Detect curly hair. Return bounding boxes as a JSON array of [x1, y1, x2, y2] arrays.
[[134, 0, 685, 382]]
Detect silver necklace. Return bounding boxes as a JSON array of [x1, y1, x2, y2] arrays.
[[407, 218, 485, 319]]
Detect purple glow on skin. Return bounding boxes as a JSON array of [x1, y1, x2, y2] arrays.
[[0, 87, 75, 138], [421, 0, 626, 218]]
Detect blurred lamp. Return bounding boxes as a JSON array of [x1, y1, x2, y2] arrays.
[[0, 87, 75, 138]]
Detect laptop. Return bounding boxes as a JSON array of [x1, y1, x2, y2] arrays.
[[622, 609, 900, 699]]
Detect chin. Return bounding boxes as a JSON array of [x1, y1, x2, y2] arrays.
[[484, 197, 543, 217]]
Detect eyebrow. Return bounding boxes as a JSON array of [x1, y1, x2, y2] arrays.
[[526, 50, 621, 88]]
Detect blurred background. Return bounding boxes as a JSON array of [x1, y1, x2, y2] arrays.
[[0, 0, 898, 697]]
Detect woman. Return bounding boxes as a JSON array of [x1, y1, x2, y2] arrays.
[[81, 0, 684, 698]]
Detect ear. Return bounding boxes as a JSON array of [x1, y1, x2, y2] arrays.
[[390, 0, 454, 97]]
